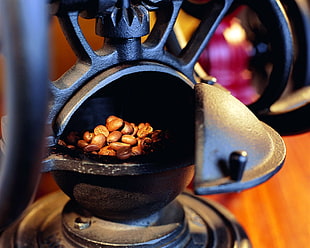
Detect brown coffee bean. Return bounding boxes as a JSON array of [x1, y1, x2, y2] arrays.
[[98, 146, 116, 156], [116, 146, 132, 160], [121, 121, 134, 135], [151, 130, 162, 140], [151, 130, 166, 144], [106, 118, 124, 132], [106, 115, 119, 124], [94, 125, 109, 137], [84, 144, 100, 152], [137, 124, 153, 138], [83, 131, 94, 143], [62, 115, 167, 159], [66, 144, 76, 149], [77, 139, 89, 148], [58, 139, 67, 146], [121, 135, 137, 145], [140, 137, 153, 152], [91, 134, 106, 149], [131, 123, 138, 136], [138, 122, 145, 130], [131, 145, 143, 156], [107, 131, 122, 143], [109, 142, 131, 151]]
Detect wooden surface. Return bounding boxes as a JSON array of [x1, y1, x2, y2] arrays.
[[205, 132, 310, 248]]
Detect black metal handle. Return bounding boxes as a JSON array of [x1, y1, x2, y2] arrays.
[[255, 0, 310, 135], [258, 86, 310, 135], [0, 0, 48, 231], [239, 0, 293, 113]]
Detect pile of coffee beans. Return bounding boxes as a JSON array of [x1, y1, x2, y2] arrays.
[[58, 115, 168, 160]]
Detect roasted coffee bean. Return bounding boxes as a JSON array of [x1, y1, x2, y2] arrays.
[[151, 130, 162, 141], [106, 117, 124, 132], [58, 139, 67, 146], [77, 139, 89, 148], [61, 115, 168, 160], [84, 144, 100, 152], [138, 122, 145, 129], [121, 134, 137, 145], [91, 134, 106, 149], [107, 131, 122, 143], [116, 146, 132, 160], [98, 146, 116, 156], [121, 121, 134, 135], [83, 131, 94, 143], [109, 142, 131, 151], [131, 145, 143, 156], [131, 123, 138, 136], [140, 137, 153, 152], [94, 125, 109, 137], [137, 124, 153, 138], [106, 115, 118, 124]]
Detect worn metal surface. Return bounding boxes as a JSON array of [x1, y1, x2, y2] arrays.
[[194, 83, 286, 194], [0, 191, 251, 247], [51, 164, 195, 220]]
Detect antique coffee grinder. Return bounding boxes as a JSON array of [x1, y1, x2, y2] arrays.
[[0, 0, 305, 247]]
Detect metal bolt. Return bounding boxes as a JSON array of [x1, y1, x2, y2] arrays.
[[74, 217, 91, 230], [200, 76, 217, 85], [229, 150, 248, 181]]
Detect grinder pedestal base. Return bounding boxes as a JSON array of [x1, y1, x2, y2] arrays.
[[0, 191, 251, 248]]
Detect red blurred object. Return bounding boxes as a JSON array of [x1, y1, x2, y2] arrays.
[[199, 8, 257, 104]]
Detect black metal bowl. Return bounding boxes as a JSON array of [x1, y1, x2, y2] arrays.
[[51, 162, 194, 221], [45, 70, 196, 221]]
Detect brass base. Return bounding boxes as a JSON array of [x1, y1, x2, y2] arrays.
[[0, 191, 251, 247]]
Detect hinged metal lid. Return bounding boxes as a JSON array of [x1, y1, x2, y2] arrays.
[[194, 83, 286, 195]]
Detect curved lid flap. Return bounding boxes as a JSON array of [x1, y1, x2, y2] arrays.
[[194, 83, 286, 195]]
